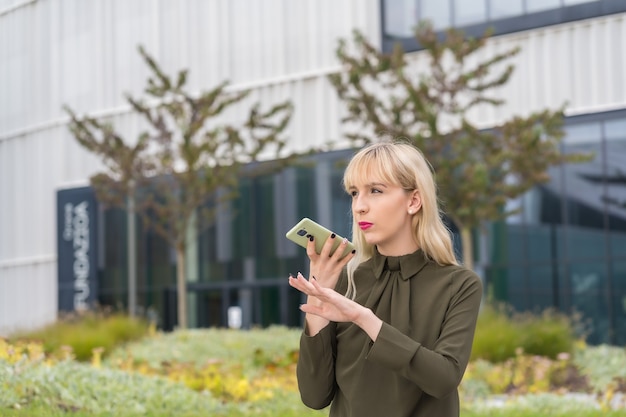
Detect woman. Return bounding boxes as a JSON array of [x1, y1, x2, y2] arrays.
[[288, 141, 483, 417]]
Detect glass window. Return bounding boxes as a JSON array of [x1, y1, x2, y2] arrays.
[[505, 267, 531, 311], [605, 118, 626, 142], [605, 119, 626, 251], [528, 265, 556, 309], [453, 0, 486, 26], [569, 261, 609, 344], [382, 0, 626, 53], [420, 0, 451, 30], [563, 122, 601, 145], [563, 0, 598, 4], [384, 0, 419, 37], [567, 226, 607, 260], [489, 0, 523, 19], [330, 158, 353, 238], [485, 265, 510, 302], [526, 0, 560, 13], [526, 225, 556, 262]]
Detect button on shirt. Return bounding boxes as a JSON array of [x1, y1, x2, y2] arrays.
[[297, 248, 483, 417]]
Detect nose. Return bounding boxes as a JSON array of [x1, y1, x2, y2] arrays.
[[352, 194, 367, 214]]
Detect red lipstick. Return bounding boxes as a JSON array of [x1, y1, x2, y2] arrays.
[[358, 222, 373, 230]]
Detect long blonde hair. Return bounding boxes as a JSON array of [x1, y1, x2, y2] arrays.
[[342, 141, 458, 299]]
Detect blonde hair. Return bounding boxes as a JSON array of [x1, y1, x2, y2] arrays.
[[342, 141, 458, 299]]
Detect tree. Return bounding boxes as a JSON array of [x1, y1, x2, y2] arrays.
[[64, 105, 154, 317], [65, 46, 295, 329], [328, 22, 591, 271]]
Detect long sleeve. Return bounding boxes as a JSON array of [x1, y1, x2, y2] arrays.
[[296, 320, 338, 409]]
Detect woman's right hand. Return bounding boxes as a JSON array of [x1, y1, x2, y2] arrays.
[[305, 234, 355, 290], [292, 234, 355, 336]]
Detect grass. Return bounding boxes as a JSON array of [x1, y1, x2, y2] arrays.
[[2, 324, 626, 416]]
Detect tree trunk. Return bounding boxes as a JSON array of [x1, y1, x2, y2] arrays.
[[176, 246, 187, 329], [126, 180, 137, 317], [460, 227, 474, 271]]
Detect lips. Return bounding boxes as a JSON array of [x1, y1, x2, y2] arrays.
[[358, 221, 373, 230]]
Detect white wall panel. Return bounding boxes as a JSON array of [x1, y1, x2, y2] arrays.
[[0, 260, 57, 336], [463, 14, 626, 126]]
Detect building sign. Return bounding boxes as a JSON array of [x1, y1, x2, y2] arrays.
[[57, 186, 98, 311]]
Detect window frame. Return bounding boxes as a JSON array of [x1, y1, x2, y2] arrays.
[[381, 0, 626, 53]]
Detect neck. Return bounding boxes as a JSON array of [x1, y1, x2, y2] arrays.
[[377, 241, 419, 257]]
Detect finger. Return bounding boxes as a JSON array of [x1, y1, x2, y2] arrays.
[[295, 272, 321, 294], [330, 238, 355, 262], [289, 273, 311, 292], [319, 233, 337, 258], [299, 303, 323, 316], [305, 234, 318, 258], [308, 277, 334, 300]]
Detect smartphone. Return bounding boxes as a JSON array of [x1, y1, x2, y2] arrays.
[[286, 218, 355, 258]]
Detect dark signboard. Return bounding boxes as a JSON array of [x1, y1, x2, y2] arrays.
[[57, 186, 98, 311]]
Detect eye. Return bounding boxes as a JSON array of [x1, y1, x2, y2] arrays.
[[371, 188, 382, 194], [350, 190, 358, 197]]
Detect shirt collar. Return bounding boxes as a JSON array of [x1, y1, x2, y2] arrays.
[[369, 246, 430, 281]]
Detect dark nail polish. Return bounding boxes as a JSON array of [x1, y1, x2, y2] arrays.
[[351, 249, 356, 254], [308, 235, 314, 241], [330, 233, 336, 239]]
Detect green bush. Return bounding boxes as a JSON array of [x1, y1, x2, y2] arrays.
[[11, 310, 149, 362], [471, 303, 578, 362], [518, 310, 576, 359], [471, 304, 521, 363]]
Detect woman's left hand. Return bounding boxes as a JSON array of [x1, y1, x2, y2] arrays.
[[290, 272, 383, 341], [289, 272, 362, 323]]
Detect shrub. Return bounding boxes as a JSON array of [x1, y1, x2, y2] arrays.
[[518, 309, 576, 359], [10, 310, 149, 362], [471, 303, 578, 362], [471, 303, 521, 363]]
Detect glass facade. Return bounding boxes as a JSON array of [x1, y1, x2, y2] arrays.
[[94, 111, 626, 344], [381, 0, 626, 52], [487, 110, 626, 344]]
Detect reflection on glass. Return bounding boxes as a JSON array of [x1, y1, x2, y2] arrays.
[[454, 0, 486, 25], [605, 118, 626, 142], [570, 261, 609, 344], [605, 127, 626, 241], [384, 0, 418, 37], [526, 0, 560, 13], [563, 122, 602, 145], [490, 0, 523, 19], [526, 226, 555, 262], [420, 0, 451, 30], [528, 265, 555, 309], [568, 226, 607, 258], [563, 0, 598, 4]]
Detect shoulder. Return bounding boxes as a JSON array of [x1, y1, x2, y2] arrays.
[[427, 262, 482, 289]]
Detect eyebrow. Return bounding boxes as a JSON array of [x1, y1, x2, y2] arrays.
[[348, 182, 388, 190]]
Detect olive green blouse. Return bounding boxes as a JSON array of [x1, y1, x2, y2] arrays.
[[296, 248, 483, 417]]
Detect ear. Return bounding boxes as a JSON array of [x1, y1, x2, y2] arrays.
[[408, 190, 422, 214]]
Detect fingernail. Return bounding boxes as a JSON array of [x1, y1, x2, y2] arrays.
[[351, 249, 356, 254], [342, 238, 348, 244], [308, 235, 314, 241], [330, 233, 336, 239]]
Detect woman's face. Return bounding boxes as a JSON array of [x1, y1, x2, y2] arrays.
[[348, 177, 421, 256]]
